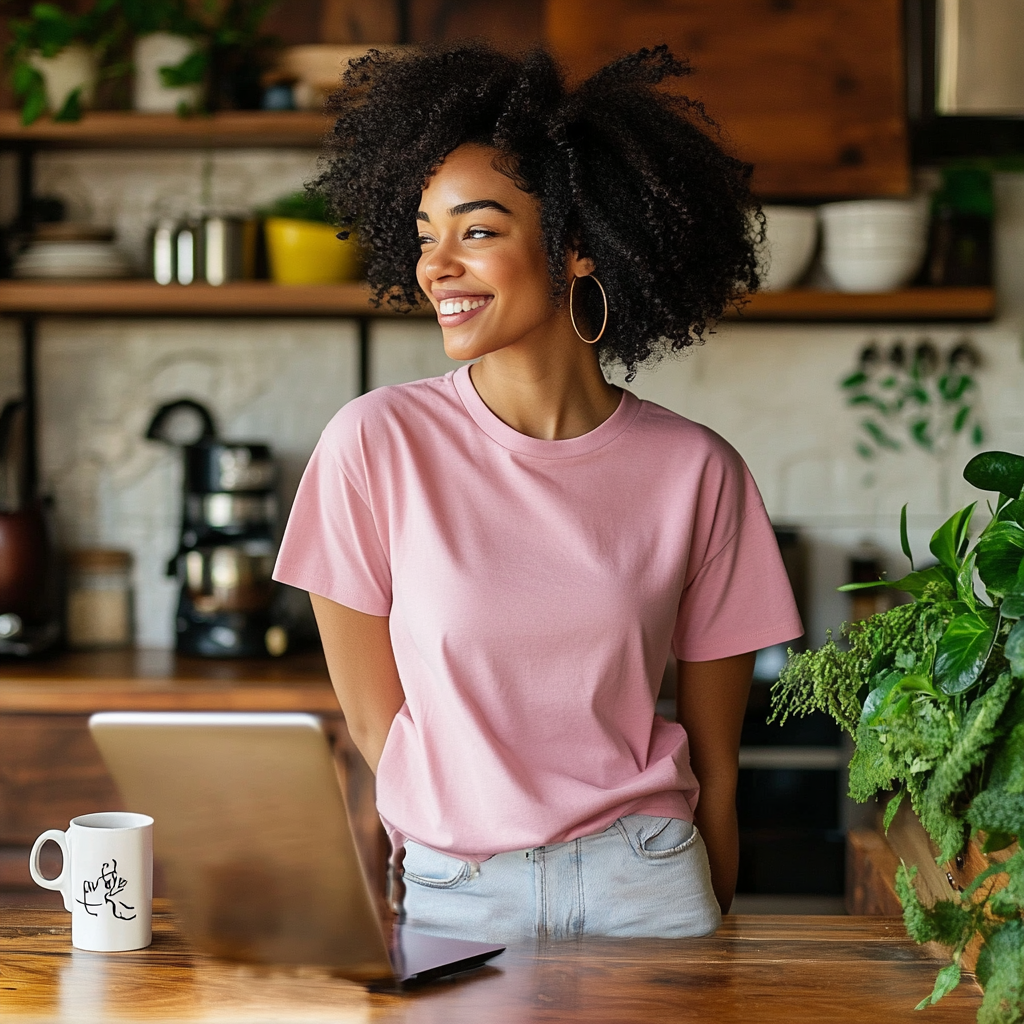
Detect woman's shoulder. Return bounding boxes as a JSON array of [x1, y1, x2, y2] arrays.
[[632, 395, 746, 472]]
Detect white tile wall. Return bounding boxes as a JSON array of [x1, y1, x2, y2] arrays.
[[3, 150, 1023, 649]]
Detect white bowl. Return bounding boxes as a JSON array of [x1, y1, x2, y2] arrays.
[[823, 249, 926, 293], [820, 198, 929, 292], [759, 206, 818, 291], [821, 199, 928, 245]]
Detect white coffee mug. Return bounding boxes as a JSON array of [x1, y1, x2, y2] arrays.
[[29, 812, 153, 951]]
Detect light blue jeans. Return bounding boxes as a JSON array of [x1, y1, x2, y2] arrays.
[[400, 815, 722, 943]]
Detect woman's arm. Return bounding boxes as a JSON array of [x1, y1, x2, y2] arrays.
[[310, 594, 407, 774], [675, 651, 755, 914]]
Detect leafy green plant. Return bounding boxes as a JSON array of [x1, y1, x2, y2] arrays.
[[772, 449, 1024, 1023], [842, 339, 985, 460], [259, 191, 330, 223], [6, 1, 126, 125]]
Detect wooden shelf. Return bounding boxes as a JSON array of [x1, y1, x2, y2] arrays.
[[0, 110, 328, 149], [0, 280, 435, 317], [0, 281, 997, 322], [729, 287, 996, 322]]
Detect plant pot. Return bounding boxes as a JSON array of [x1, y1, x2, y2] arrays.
[[884, 796, 1015, 972], [264, 218, 363, 285], [133, 33, 203, 113], [28, 44, 97, 113]]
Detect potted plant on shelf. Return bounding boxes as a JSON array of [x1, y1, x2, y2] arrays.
[[260, 191, 363, 285], [771, 449, 1024, 1024], [119, 0, 204, 113], [6, 0, 126, 125]]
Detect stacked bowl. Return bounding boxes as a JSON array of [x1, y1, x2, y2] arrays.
[[759, 206, 818, 291], [820, 199, 929, 293]]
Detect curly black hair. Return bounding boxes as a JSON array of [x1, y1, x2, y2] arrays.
[[315, 42, 761, 377]]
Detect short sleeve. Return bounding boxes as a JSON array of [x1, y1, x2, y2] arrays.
[[672, 490, 803, 663], [273, 432, 392, 616]]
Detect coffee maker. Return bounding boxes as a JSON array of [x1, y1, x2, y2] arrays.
[[146, 400, 286, 658]]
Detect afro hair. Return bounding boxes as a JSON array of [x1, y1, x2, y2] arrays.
[[315, 42, 762, 378]]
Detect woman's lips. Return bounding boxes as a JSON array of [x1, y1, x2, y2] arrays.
[[435, 295, 492, 327]]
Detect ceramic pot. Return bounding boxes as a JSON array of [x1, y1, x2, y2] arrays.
[[133, 33, 203, 113], [28, 44, 97, 113], [264, 218, 363, 284]]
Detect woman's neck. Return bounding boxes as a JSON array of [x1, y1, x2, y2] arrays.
[[468, 339, 622, 441]]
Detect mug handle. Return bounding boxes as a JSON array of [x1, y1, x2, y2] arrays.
[[29, 830, 72, 912]]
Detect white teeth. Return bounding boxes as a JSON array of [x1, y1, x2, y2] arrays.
[[439, 298, 487, 315]]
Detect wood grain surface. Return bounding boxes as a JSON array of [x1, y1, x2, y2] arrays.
[[0, 649, 338, 713], [545, 0, 909, 199], [0, 111, 328, 148], [0, 903, 982, 1022]]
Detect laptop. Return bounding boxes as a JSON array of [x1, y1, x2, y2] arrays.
[[88, 711, 504, 988]]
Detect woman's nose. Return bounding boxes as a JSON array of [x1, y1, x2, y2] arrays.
[[420, 237, 463, 281]]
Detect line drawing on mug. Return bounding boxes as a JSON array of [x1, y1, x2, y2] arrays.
[[77, 859, 136, 920]]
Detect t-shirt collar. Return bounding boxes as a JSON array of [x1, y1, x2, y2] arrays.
[[451, 364, 640, 459]]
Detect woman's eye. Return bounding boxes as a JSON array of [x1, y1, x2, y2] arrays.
[[466, 228, 496, 240], [417, 234, 435, 246]]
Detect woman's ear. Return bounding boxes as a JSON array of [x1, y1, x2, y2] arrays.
[[568, 252, 596, 279]]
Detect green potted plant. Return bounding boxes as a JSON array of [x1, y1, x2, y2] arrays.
[[119, 0, 204, 113], [260, 191, 363, 285], [772, 449, 1024, 1024], [6, 1, 125, 124]]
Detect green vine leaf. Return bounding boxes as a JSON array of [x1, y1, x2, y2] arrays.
[[883, 788, 906, 831], [934, 610, 997, 693], [930, 503, 977, 571], [976, 523, 1024, 597], [964, 450, 1024, 499], [901, 503, 914, 569], [916, 962, 962, 1010], [1007, 620, 1024, 679]]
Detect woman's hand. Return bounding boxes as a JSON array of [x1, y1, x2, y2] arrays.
[[676, 651, 756, 914], [310, 594, 407, 774]]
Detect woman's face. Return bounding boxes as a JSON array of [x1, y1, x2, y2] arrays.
[[415, 144, 583, 363]]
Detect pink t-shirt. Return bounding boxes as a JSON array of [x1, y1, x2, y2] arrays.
[[275, 366, 803, 861]]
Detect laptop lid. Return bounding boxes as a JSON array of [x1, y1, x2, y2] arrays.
[[89, 711, 396, 982]]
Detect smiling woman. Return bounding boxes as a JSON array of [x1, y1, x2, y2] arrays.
[[273, 43, 803, 945]]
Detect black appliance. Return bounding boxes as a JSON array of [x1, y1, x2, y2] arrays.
[[146, 400, 286, 658]]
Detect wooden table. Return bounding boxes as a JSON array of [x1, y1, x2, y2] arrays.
[[0, 901, 981, 1022]]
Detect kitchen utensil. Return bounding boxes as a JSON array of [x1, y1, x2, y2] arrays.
[[264, 217, 363, 284], [175, 220, 202, 285], [151, 219, 177, 285], [145, 401, 284, 657], [760, 206, 818, 291], [29, 811, 153, 952], [183, 542, 276, 614], [203, 217, 256, 286], [185, 441, 276, 494]]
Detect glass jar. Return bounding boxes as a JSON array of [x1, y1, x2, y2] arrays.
[[66, 549, 134, 650]]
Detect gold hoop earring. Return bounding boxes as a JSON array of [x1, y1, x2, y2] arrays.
[[569, 274, 608, 344]]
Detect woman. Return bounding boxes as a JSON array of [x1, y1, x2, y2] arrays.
[[274, 43, 802, 942]]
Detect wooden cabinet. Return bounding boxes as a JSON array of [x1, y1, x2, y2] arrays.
[[545, 0, 909, 199]]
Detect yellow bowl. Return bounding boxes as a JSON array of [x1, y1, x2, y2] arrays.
[[264, 217, 363, 285]]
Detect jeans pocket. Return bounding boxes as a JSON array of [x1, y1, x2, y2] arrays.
[[616, 815, 699, 861], [402, 841, 476, 890]]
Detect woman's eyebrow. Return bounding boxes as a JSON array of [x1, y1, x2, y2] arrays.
[[416, 199, 512, 223]]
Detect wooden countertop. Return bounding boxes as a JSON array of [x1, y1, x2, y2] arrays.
[[0, 649, 339, 713], [0, 901, 980, 1022]]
